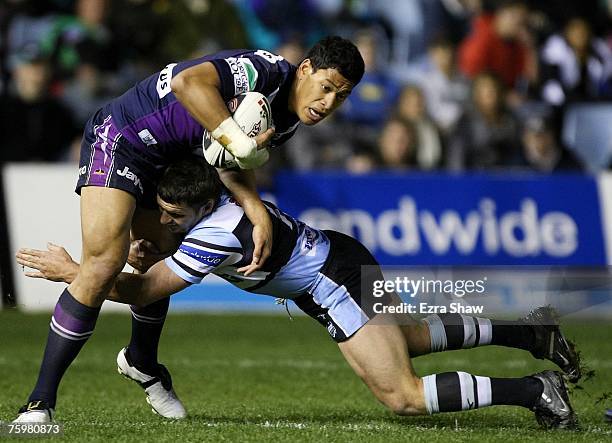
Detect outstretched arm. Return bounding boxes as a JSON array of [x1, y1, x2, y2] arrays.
[[16, 243, 189, 307]]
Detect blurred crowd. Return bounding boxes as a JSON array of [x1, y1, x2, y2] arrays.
[[1, 0, 612, 177]]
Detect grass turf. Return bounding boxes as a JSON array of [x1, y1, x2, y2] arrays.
[[0, 311, 610, 442]]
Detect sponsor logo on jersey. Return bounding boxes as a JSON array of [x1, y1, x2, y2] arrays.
[[242, 59, 258, 90], [79, 165, 87, 176], [179, 244, 229, 266], [156, 63, 177, 99], [225, 57, 258, 94], [116, 166, 144, 194], [138, 128, 158, 146]]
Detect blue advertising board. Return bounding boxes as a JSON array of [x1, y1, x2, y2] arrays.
[[273, 172, 606, 266]]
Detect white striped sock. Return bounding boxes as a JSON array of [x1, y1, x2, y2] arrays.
[[422, 375, 439, 414], [476, 317, 492, 345], [423, 315, 447, 352]]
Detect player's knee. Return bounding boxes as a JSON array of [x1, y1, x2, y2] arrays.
[[80, 250, 127, 285], [382, 394, 420, 416], [379, 381, 423, 416], [88, 255, 125, 276]]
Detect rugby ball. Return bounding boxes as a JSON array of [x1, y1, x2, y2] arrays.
[[203, 92, 273, 169]]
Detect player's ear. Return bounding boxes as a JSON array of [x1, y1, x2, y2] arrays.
[[201, 199, 215, 216], [298, 59, 313, 77]]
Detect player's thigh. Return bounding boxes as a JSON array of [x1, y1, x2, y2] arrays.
[[338, 318, 425, 412], [338, 317, 417, 388], [79, 186, 135, 264], [69, 187, 135, 303], [131, 206, 181, 253]]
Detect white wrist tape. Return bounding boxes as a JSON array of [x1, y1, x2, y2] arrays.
[[235, 148, 269, 170], [211, 117, 257, 159]]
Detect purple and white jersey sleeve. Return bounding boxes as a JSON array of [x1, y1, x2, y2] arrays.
[[165, 228, 243, 284]]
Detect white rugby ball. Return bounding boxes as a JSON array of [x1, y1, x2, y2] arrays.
[[203, 92, 273, 169]]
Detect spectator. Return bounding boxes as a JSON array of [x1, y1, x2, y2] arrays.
[[458, 0, 535, 92], [412, 37, 470, 136], [540, 17, 612, 106], [395, 85, 443, 169], [447, 72, 520, 170], [376, 117, 420, 170], [0, 48, 78, 163], [3, 2, 56, 92], [360, 0, 464, 73], [512, 115, 583, 172], [337, 28, 400, 131], [345, 117, 424, 174], [36, 0, 118, 84], [60, 63, 116, 127], [154, 0, 248, 63]]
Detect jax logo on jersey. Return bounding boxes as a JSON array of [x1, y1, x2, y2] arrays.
[[178, 245, 228, 266], [116, 166, 144, 194]]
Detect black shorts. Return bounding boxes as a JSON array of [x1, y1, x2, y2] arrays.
[[76, 106, 170, 209], [293, 230, 390, 343]]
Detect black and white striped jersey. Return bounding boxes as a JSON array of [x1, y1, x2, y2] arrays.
[[165, 193, 330, 298]]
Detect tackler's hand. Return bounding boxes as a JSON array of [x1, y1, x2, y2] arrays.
[[237, 218, 272, 276], [128, 239, 167, 273], [16, 242, 78, 283]]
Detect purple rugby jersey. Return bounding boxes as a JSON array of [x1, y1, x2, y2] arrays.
[[108, 49, 300, 159]]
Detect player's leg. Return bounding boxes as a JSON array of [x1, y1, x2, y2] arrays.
[[338, 319, 577, 428], [402, 308, 581, 381], [397, 314, 534, 356], [115, 207, 187, 419], [16, 187, 134, 422], [338, 319, 425, 414], [125, 207, 181, 372], [305, 231, 575, 427]]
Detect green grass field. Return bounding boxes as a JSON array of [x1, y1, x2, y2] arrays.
[[0, 311, 610, 442]]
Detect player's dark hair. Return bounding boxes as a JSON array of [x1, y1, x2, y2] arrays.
[[304, 36, 365, 85], [158, 158, 222, 208]]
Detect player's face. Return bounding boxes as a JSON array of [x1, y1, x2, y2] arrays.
[[292, 59, 354, 125], [156, 196, 212, 234]]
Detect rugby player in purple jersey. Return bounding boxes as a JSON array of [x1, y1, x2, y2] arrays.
[[13, 36, 364, 422]]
